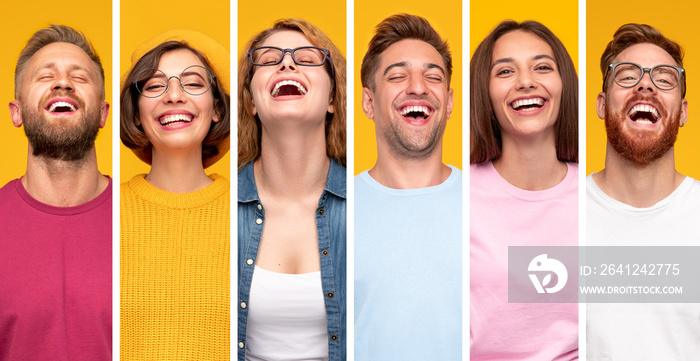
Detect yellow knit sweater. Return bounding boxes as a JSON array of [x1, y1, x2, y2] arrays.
[[120, 174, 230, 360]]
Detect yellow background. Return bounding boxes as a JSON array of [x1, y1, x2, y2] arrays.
[[238, 0, 347, 173], [0, 0, 112, 186], [587, 0, 700, 177], [120, 0, 230, 183], [470, 0, 579, 162], [354, 0, 462, 174]]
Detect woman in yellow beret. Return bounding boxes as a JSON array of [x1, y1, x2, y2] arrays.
[[119, 30, 230, 360]]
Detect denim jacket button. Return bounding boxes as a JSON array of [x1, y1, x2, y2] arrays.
[[322, 250, 329, 256], [255, 218, 263, 225], [327, 292, 334, 298], [318, 209, 325, 215], [322, 194, 327, 200], [238, 341, 245, 349], [240, 302, 247, 309], [257, 203, 262, 210], [331, 334, 338, 341], [246, 258, 254, 265]]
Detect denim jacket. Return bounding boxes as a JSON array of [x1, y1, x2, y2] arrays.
[[238, 160, 346, 361]]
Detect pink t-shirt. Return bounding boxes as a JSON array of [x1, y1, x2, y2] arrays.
[[470, 162, 578, 360], [0, 178, 111, 361]]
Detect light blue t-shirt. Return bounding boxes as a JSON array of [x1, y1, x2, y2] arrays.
[[354, 166, 462, 360]]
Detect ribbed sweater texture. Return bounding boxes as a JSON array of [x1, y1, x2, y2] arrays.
[[120, 174, 230, 360]]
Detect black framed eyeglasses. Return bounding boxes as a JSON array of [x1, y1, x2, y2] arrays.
[[247, 46, 335, 82], [133, 65, 215, 98], [605, 62, 685, 94]]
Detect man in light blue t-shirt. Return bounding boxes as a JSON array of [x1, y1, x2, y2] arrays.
[[355, 13, 462, 360]]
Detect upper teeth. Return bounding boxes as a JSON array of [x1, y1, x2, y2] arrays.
[[400, 105, 431, 117], [48, 101, 77, 112], [511, 98, 544, 109], [628, 104, 659, 120], [271, 80, 307, 97], [160, 114, 192, 125]]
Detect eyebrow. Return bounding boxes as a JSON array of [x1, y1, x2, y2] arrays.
[[32, 62, 92, 76], [383, 61, 446, 76], [491, 54, 556, 69]]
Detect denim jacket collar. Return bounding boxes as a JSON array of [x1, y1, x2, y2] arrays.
[[238, 159, 346, 203]]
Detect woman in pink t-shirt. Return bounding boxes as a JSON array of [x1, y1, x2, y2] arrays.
[[469, 21, 579, 360]]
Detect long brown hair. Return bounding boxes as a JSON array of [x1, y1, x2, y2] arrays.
[[470, 20, 578, 164], [238, 18, 346, 169]]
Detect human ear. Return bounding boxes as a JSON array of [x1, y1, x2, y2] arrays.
[[362, 88, 374, 119], [596, 92, 606, 120], [9, 101, 22, 127]]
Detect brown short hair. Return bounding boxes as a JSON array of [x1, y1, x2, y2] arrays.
[[470, 20, 578, 164], [600, 23, 685, 97], [15, 24, 105, 99], [238, 18, 346, 169], [361, 13, 452, 90], [120, 41, 230, 164]]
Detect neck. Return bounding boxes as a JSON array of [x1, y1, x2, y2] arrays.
[[370, 143, 450, 189], [593, 143, 684, 207], [147, 148, 212, 193], [23, 148, 107, 207], [255, 127, 330, 200], [493, 132, 567, 191]]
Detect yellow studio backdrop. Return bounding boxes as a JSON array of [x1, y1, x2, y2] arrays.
[[120, 0, 230, 183], [238, 0, 347, 171], [0, 0, 112, 186], [470, 0, 578, 162], [354, 0, 462, 175], [587, 0, 700, 177]]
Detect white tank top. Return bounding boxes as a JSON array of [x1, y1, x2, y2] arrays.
[[245, 266, 329, 361]]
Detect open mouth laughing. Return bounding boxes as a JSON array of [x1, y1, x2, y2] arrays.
[[628, 103, 660, 125], [271, 79, 308, 98], [158, 113, 194, 127], [45, 98, 79, 114], [398, 105, 433, 121], [510, 97, 545, 112]]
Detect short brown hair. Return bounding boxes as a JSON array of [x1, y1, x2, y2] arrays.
[[15, 24, 105, 99], [470, 20, 578, 164], [120, 41, 230, 164], [361, 13, 452, 90], [600, 23, 685, 97], [238, 18, 346, 169]]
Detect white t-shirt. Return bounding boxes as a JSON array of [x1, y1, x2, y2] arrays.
[[587, 174, 700, 360]]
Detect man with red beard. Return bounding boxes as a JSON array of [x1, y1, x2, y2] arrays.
[[587, 24, 700, 359], [354, 14, 461, 359], [0, 25, 111, 360]]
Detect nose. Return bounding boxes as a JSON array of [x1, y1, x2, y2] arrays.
[[52, 72, 74, 91], [516, 70, 537, 90], [636, 70, 655, 93], [406, 75, 428, 95], [162, 77, 187, 103], [277, 52, 297, 72]]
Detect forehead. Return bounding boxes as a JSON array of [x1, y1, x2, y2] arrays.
[[157, 49, 206, 72], [27, 42, 96, 74], [613, 43, 676, 68], [260, 30, 313, 48], [379, 39, 444, 71], [492, 30, 554, 62]]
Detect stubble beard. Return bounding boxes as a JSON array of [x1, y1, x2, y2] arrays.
[[604, 95, 680, 167], [383, 96, 445, 159], [22, 93, 101, 162]]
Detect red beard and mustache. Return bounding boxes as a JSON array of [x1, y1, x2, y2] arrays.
[[604, 93, 680, 166]]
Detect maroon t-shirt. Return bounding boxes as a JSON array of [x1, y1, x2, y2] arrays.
[[0, 178, 111, 361]]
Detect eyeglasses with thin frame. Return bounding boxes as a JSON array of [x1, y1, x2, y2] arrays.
[[134, 65, 216, 98], [605, 62, 685, 93], [247, 46, 335, 82]]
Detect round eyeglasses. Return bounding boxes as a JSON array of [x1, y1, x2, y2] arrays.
[[133, 65, 215, 98], [247, 46, 335, 81], [606, 62, 685, 92]]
